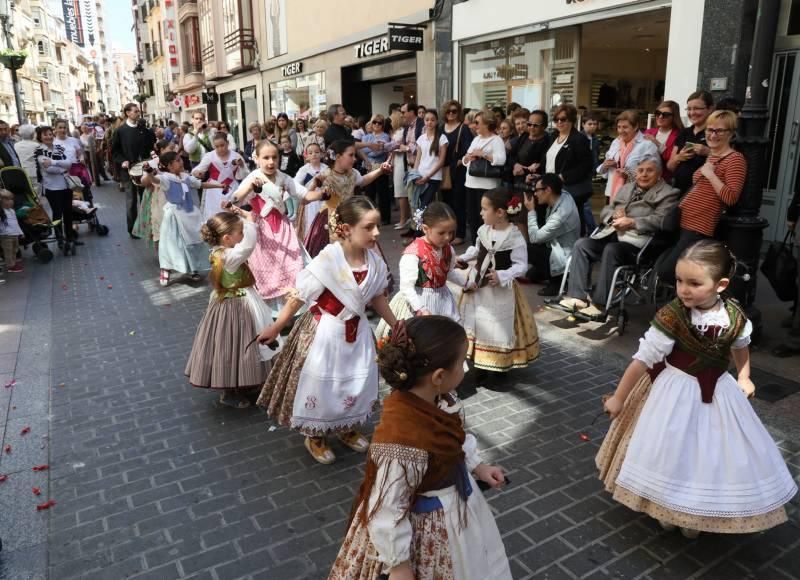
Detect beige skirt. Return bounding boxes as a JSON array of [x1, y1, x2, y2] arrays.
[[185, 296, 267, 390], [596, 373, 789, 533]]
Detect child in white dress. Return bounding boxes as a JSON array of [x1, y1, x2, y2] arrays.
[[599, 240, 797, 537]]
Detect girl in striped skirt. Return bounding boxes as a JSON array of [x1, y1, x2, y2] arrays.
[[185, 209, 279, 408]]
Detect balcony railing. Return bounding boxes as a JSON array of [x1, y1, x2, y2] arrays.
[[201, 43, 214, 64]]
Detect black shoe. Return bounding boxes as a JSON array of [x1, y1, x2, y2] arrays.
[[537, 284, 560, 297]]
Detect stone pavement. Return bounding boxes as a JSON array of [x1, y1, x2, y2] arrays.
[[0, 182, 798, 580]]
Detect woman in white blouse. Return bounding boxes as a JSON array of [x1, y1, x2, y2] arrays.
[[412, 110, 449, 211], [462, 111, 505, 244]]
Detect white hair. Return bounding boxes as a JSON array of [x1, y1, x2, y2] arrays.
[[638, 155, 662, 172], [17, 124, 36, 140]]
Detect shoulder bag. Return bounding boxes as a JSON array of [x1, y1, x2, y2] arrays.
[[440, 124, 463, 191], [468, 137, 503, 179]]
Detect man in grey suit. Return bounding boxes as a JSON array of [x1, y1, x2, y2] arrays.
[[559, 157, 679, 316]]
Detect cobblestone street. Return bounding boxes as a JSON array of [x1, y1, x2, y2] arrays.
[[0, 183, 798, 580]]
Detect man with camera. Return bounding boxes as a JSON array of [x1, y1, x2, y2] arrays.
[[111, 102, 156, 238], [183, 111, 214, 170], [559, 156, 679, 317]]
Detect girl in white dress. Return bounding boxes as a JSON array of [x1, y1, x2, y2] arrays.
[[329, 316, 512, 580], [376, 202, 467, 338], [256, 196, 398, 465], [292, 142, 328, 242], [454, 189, 540, 380], [192, 132, 247, 220], [141, 152, 224, 286], [600, 240, 797, 537]]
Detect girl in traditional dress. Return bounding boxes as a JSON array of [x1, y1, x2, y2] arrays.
[[142, 152, 224, 286], [256, 196, 397, 465], [375, 202, 467, 339], [186, 210, 278, 408], [454, 188, 540, 381], [293, 142, 328, 243], [230, 140, 308, 315], [303, 140, 390, 258], [132, 139, 174, 249], [598, 240, 797, 538], [193, 132, 247, 220], [329, 316, 512, 580]]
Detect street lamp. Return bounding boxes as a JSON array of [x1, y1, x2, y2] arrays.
[[0, 0, 26, 124], [133, 63, 146, 113]]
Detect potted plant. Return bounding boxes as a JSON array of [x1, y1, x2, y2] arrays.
[[0, 49, 27, 70]]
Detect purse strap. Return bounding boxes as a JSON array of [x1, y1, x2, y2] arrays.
[[783, 230, 795, 247]]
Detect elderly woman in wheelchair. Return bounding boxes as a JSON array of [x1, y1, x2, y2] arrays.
[[555, 157, 679, 323]]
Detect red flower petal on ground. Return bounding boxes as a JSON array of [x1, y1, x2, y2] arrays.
[[3, 445, 10, 453], [4, 378, 15, 388], [32, 465, 49, 471], [32, 487, 41, 496], [0, 474, 8, 483], [579, 433, 590, 442], [20, 427, 30, 435], [36, 500, 56, 511], [99, 276, 104, 280], [107, 285, 113, 289]]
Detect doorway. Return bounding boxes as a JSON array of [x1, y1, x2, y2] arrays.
[[342, 55, 417, 119], [763, 51, 800, 242]]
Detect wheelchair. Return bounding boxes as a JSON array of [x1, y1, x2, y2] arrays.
[[545, 233, 673, 335]]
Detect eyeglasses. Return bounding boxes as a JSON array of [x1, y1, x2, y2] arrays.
[[527, 122, 544, 128], [447, 109, 459, 114], [555, 117, 569, 123], [705, 128, 731, 136], [372, 120, 383, 124], [654, 111, 673, 118]]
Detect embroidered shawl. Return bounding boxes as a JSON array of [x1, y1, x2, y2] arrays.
[[404, 238, 453, 288]]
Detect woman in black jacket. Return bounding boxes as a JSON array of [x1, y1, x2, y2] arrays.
[[542, 104, 594, 236]]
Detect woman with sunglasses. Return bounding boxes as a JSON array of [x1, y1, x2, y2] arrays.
[[656, 110, 746, 283], [360, 115, 392, 224], [667, 90, 714, 194], [600, 110, 659, 204], [542, 104, 594, 237], [644, 100, 684, 182], [442, 99, 474, 245]]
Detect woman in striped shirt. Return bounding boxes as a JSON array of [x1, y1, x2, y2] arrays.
[[657, 110, 746, 283]]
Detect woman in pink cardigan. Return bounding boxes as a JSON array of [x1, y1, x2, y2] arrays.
[[644, 100, 683, 182]]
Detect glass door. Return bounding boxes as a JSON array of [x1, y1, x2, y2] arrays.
[[221, 90, 240, 149], [763, 51, 800, 241]]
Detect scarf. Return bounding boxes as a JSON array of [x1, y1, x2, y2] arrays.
[[404, 238, 452, 288], [610, 138, 635, 202], [351, 390, 467, 527], [472, 225, 516, 286]]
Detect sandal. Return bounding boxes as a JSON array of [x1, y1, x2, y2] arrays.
[[305, 437, 336, 464], [338, 430, 369, 453], [218, 393, 251, 409]]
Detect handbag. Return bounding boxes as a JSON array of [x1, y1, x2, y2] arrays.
[[761, 231, 798, 301], [440, 124, 464, 191], [468, 157, 503, 179]]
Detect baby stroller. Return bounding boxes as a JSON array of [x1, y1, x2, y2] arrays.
[[0, 166, 57, 263], [69, 162, 110, 237]]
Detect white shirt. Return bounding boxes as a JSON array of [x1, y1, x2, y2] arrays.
[[0, 207, 23, 236], [545, 137, 567, 174], [415, 133, 449, 181], [463, 134, 506, 190], [54, 136, 83, 163]]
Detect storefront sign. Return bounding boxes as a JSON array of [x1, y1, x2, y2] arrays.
[[183, 94, 201, 107], [388, 27, 424, 51], [281, 61, 303, 77], [62, 0, 85, 47], [355, 37, 390, 59], [163, 0, 180, 75]]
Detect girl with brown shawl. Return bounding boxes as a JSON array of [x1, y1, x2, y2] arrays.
[[329, 316, 512, 580]]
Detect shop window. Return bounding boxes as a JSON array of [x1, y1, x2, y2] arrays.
[[241, 86, 259, 138], [269, 72, 325, 119]]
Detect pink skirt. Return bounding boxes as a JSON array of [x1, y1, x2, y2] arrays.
[[249, 213, 305, 300]]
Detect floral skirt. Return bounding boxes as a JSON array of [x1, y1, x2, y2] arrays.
[[596, 373, 790, 533]]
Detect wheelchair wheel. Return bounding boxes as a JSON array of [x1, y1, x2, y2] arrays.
[[617, 311, 628, 336], [96, 224, 109, 236]]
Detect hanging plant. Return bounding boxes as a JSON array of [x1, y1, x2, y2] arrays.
[[0, 49, 28, 70]]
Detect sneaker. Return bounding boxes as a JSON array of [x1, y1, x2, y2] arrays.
[[6, 266, 23, 273], [338, 431, 369, 453], [304, 436, 336, 464], [559, 297, 588, 310], [0, 279, 5, 285], [579, 304, 605, 318], [393, 219, 411, 230]]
